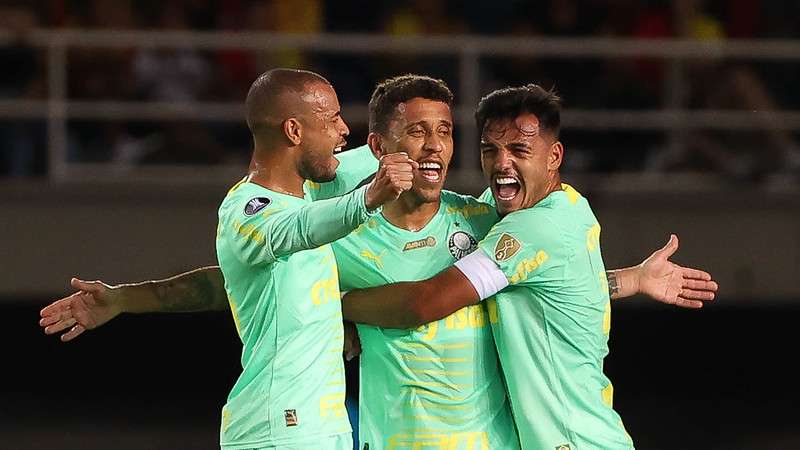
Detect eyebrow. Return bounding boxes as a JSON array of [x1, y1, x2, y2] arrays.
[[507, 141, 531, 149]]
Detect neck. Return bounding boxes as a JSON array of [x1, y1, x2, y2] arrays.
[[382, 190, 441, 232], [247, 141, 305, 198]]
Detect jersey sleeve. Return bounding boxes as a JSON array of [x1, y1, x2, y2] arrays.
[[223, 184, 375, 266], [476, 208, 567, 286], [477, 187, 495, 207], [305, 145, 378, 201]]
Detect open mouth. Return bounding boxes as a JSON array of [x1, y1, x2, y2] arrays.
[[333, 141, 347, 153], [418, 161, 443, 183], [494, 176, 521, 201]]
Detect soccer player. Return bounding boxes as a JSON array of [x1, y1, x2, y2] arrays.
[[41, 78, 716, 449], [61, 67, 416, 450], [341, 84, 718, 449]]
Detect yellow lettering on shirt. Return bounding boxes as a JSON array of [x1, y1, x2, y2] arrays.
[[602, 383, 614, 407], [228, 294, 242, 338], [509, 250, 549, 284], [486, 298, 499, 324], [311, 273, 339, 305], [417, 320, 439, 341], [319, 393, 347, 418], [603, 300, 611, 335], [586, 223, 601, 251], [387, 431, 489, 450], [446, 204, 490, 219], [599, 271, 609, 296], [231, 219, 266, 245]]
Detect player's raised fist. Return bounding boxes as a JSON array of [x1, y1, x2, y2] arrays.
[[365, 152, 419, 210]]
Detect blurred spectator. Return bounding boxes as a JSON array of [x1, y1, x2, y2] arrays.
[[0, 5, 46, 177], [640, 0, 800, 180]]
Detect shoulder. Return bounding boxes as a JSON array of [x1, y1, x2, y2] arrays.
[[219, 181, 292, 222], [335, 144, 378, 168]]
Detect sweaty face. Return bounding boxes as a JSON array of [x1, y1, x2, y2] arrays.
[[480, 113, 559, 215], [297, 82, 349, 182], [379, 98, 453, 203]]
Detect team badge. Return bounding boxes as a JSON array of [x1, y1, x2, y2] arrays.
[[555, 445, 571, 450], [448, 231, 477, 260], [494, 233, 521, 261], [403, 236, 436, 252], [244, 197, 271, 216], [284, 409, 298, 426]]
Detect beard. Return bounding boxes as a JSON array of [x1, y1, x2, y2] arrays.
[[298, 150, 338, 183]]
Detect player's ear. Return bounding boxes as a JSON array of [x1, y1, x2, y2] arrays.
[[367, 132, 387, 159], [548, 141, 564, 171], [283, 117, 303, 146]]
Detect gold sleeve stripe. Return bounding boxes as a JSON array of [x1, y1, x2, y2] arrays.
[[404, 380, 473, 389], [402, 355, 468, 363], [408, 369, 473, 376], [408, 388, 466, 401], [409, 400, 469, 410], [399, 342, 473, 350]]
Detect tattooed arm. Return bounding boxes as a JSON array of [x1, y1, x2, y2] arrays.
[[606, 235, 718, 308], [39, 266, 229, 341]]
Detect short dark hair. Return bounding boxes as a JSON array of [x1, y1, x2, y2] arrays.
[[475, 84, 562, 139], [245, 68, 330, 133], [368, 74, 454, 134]]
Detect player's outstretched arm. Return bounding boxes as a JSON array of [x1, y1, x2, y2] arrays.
[[238, 153, 416, 265], [39, 266, 228, 342], [342, 266, 480, 329], [606, 234, 719, 308]]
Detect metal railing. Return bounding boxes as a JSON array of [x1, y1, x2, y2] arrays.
[[2, 29, 800, 182]]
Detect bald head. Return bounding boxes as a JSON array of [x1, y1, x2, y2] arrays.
[[245, 68, 331, 136]]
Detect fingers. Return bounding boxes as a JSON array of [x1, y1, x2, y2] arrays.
[[61, 324, 86, 342], [673, 298, 705, 309], [679, 288, 715, 301], [680, 267, 712, 281], [44, 317, 77, 335], [683, 278, 718, 292], [39, 299, 69, 325]]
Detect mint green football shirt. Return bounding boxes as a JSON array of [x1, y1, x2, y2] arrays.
[[333, 191, 520, 450], [476, 184, 633, 450], [215, 146, 377, 449]]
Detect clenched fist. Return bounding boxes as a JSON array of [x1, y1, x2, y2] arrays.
[[365, 152, 419, 210]]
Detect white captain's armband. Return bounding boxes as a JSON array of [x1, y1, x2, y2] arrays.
[[454, 250, 509, 300]]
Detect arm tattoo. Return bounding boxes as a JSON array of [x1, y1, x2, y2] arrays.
[[151, 270, 227, 312], [606, 271, 620, 298]]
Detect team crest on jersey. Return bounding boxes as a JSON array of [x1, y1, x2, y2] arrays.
[[494, 233, 521, 261], [448, 231, 477, 260], [403, 236, 436, 252], [555, 445, 571, 450], [284, 409, 298, 426], [244, 197, 271, 216]]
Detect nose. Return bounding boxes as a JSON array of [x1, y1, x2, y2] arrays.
[[493, 148, 513, 170], [423, 132, 444, 154], [337, 116, 350, 137]]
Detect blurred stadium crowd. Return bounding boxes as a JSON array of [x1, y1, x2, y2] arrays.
[[1, 0, 799, 181]]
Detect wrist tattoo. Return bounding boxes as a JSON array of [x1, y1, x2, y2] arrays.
[[606, 271, 620, 297]]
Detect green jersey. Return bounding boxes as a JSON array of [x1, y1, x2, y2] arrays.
[[333, 191, 520, 450], [215, 146, 378, 449], [476, 184, 633, 450]]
